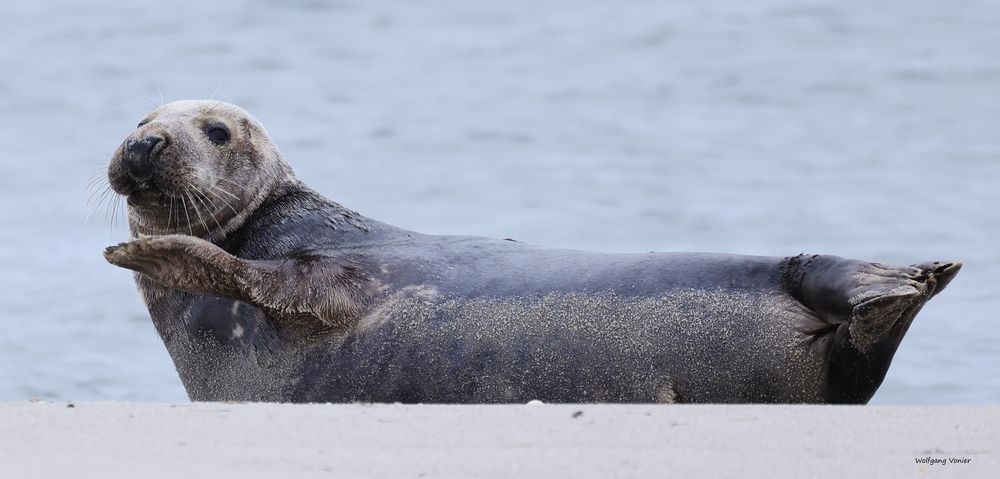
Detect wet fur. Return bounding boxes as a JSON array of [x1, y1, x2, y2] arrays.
[[104, 100, 961, 404]]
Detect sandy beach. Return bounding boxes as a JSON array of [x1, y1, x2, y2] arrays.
[[1, 402, 995, 478]]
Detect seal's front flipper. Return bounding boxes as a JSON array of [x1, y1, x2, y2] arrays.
[[104, 235, 246, 299], [782, 255, 961, 403], [104, 235, 366, 333]]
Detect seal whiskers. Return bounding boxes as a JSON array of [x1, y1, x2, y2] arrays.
[[206, 184, 241, 218], [83, 182, 113, 223], [166, 194, 175, 234], [179, 194, 193, 236], [217, 177, 248, 194], [83, 168, 126, 233], [184, 189, 212, 235], [189, 184, 225, 232]]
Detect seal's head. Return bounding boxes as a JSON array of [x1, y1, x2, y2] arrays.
[[109, 100, 291, 239]]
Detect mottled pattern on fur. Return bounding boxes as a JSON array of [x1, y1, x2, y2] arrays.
[[104, 100, 961, 404]]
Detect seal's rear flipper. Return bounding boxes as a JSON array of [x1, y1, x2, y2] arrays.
[[782, 255, 961, 403]]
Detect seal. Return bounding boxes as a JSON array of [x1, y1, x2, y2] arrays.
[[103, 100, 961, 404]]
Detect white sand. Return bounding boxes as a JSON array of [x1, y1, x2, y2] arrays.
[[1, 402, 995, 478]]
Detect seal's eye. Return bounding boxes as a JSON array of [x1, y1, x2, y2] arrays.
[[137, 120, 149, 128], [205, 125, 231, 144]]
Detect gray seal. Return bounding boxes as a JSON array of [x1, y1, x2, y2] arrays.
[[103, 100, 961, 404]]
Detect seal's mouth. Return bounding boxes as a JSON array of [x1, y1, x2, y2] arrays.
[[109, 170, 151, 200], [126, 189, 162, 207]]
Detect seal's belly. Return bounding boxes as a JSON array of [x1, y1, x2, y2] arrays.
[[292, 286, 826, 403]]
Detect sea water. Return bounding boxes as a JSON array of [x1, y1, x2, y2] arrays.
[[0, 0, 996, 403]]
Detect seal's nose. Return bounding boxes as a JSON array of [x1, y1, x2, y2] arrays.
[[124, 135, 164, 181]]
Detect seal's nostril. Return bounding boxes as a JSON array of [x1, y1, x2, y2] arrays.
[[125, 135, 165, 181], [127, 135, 163, 157]]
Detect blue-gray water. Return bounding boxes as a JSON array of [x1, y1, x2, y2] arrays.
[[0, 0, 996, 404]]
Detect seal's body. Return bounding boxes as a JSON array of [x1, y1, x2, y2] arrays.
[[104, 100, 960, 404]]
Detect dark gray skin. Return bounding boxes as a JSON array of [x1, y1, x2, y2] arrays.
[[104, 100, 961, 404]]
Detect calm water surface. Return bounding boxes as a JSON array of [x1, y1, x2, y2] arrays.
[[0, 0, 997, 404]]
